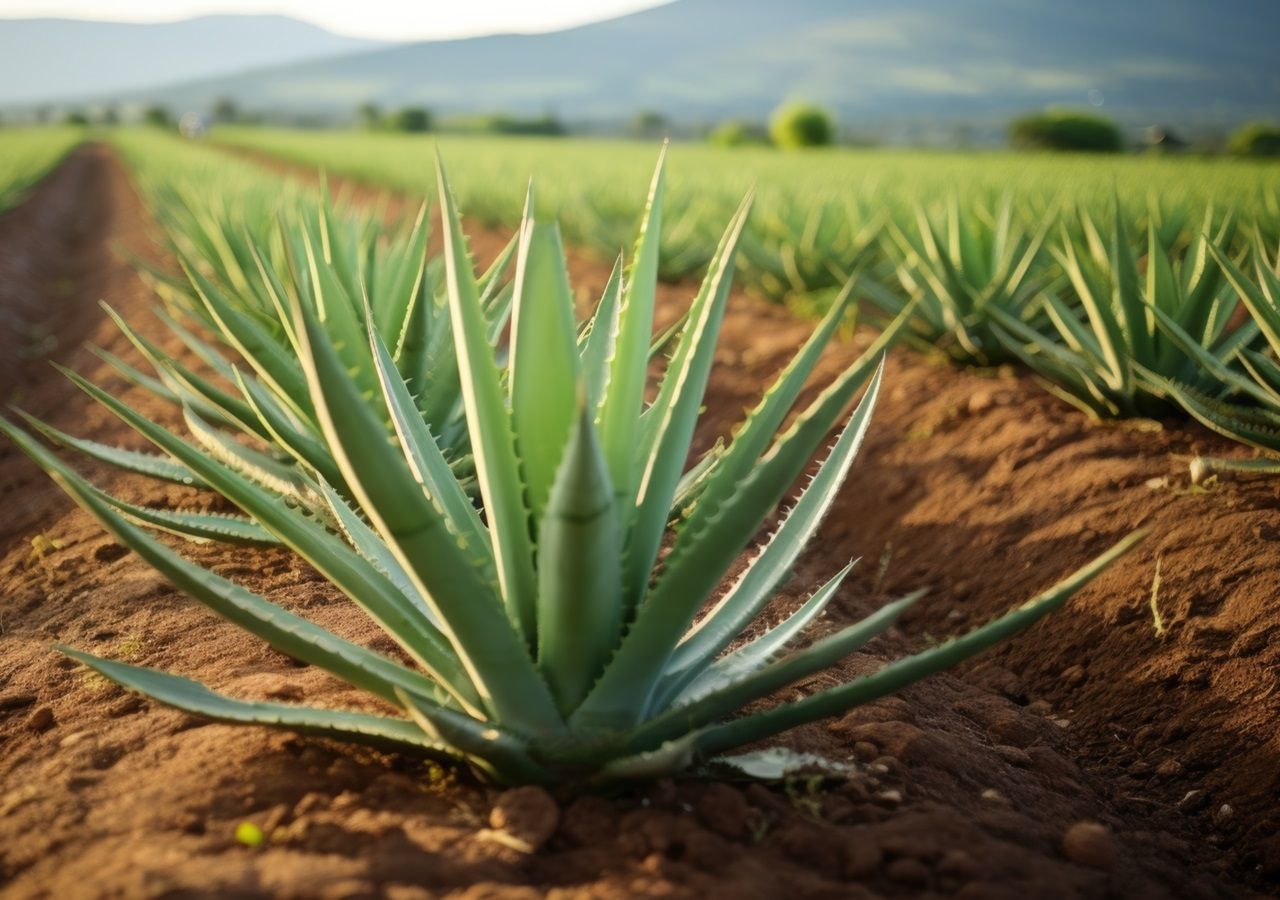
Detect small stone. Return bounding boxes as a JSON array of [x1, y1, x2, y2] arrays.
[[842, 840, 883, 879], [1212, 804, 1234, 826], [967, 391, 995, 415], [1051, 718, 1072, 730], [1027, 699, 1053, 715], [106, 695, 145, 718], [0, 693, 37, 712], [852, 741, 879, 762], [885, 857, 931, 886], [872, 755, 901, 774], [1177, 790, 1209, 813], [1060, 665, 1087, 686], [873, 789, 902, 806], [1062, 821, 1118, 870], [980, 789, 1009, 805], [992, 745, 1031, 768], [839, 779, 870, 804], [937, 849, 981, 880], [490, 786, 559, 851], [1154, 759, 1184, 780], [92, 542, 128, 563], [26, 706, 54, 733]]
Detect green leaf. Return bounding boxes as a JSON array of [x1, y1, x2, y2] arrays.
[[0, 416, 444, 707], [436, 156, 540, 646], [690, 531, 1146, 757], [536, 404, 623, 715], [103, 494, 280, 546], [509, 215, 581, 521], [62, 647, 454, 758], [661, 362, 886, 695], [623, 192, 752, 606], [573, 359, 884, 730], [581, 254, 624, 414], [367, 320, 493, 568], [397, 688, 549, 784], [627, 588, 924, 753], [674, 562, 855, 706], [52, 370, 480, 712], [292, 280, 564, 734], [15, 411, 205, 488], [598, 145, 666, 501]]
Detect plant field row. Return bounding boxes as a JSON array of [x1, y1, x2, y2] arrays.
[[201, 128, 1280, 466], [2, 128, 1145, 784], [0, 127, 85, 211]]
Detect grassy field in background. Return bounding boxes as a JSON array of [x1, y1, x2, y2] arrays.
[[210, 126, 1280, 303], [0, 127, 85, 211]]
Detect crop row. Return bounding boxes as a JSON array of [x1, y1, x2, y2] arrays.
[[207, 128, 1280, 467], [0, 127, 85, 212], [0, 127, 1142, 784]]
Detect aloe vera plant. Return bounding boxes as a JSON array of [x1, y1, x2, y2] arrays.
[[4, 153, 1141, 784], [992, 204, 1261, 418], [45, 170, 523, 547], [1166, 234, 1280, 472], [866, 195, 1055, 365]]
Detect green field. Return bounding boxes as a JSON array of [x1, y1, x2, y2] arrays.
[[214, 126, 1280, 300], [0, 127, 85, 211]]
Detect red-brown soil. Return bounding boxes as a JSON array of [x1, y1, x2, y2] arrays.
[[0, 144, 1276, 899]]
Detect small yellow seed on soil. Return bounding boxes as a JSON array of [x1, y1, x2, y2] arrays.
[[235, 822, 265, 847]]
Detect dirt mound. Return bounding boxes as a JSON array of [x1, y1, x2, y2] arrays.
[[0, 147, 1272, 898]]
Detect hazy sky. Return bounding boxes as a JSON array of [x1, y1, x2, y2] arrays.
[[0, 0, 670, 40]]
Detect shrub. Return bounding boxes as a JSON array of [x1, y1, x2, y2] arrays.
[[709, 120, 766, 147], [769, 102, 836, 149], [630, 110, 667, 139], [1009, 111, 1122, 153], [357, 103, 383, 130], [391, 107, 432, 133], [1228, 122, 1280, 158], [142, 106, 172, 128]]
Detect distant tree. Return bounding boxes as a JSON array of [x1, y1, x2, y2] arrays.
[[708, 119, 767, 147], [1009, 110, 1121, 152], [1227, 121, 1280, 158], [211, 97, 240, 124], [357, 102, 383, 130], [63, 110, 90, 126], [630, 110, 667, 139], [391, 107, 432, 133], [769, 102, 836, 149], [143, 105, 173, 128], [471, 113, 565, 136], [33, 105, 52, 124], [99, 106, 120, 126]]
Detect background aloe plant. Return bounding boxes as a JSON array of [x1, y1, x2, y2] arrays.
[[992, 204, 1261, 418], [3, 152, 1141, 784], [864, 195, 1056, 365]]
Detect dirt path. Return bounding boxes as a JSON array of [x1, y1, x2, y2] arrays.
[[0, 145, 1271, 898]]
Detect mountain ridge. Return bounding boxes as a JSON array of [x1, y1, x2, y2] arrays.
[[0, 14, 387, 105], [3, 1, 1276, 130]]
